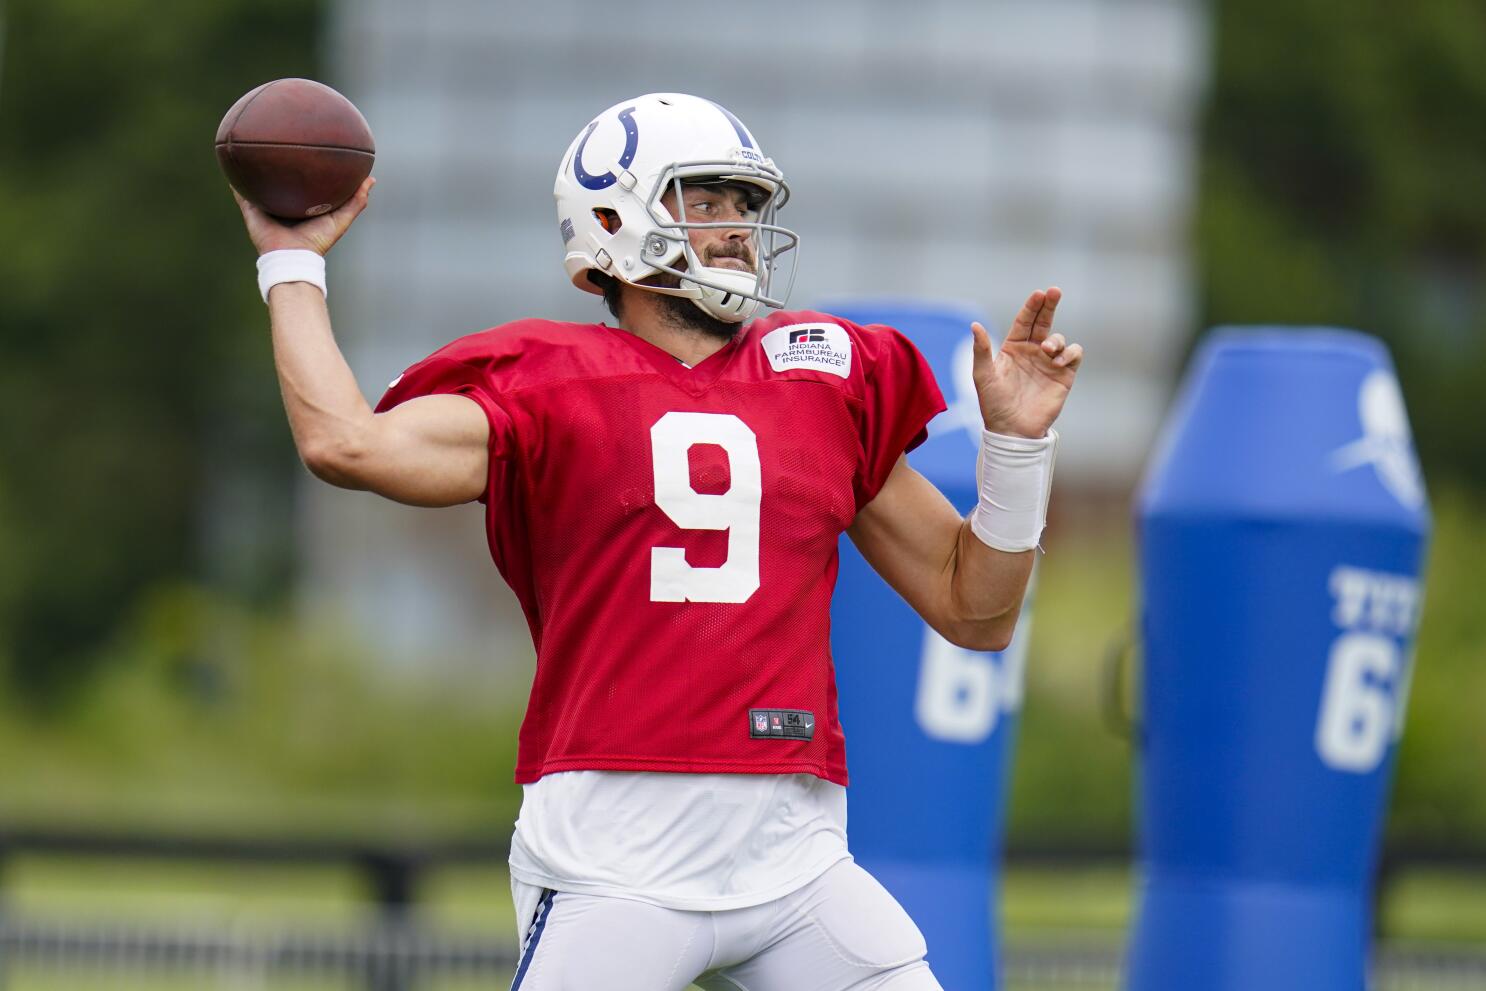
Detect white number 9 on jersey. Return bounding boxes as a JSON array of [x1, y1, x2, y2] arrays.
[[649, 412, 762, 604]]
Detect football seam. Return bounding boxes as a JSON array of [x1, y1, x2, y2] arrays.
[[214, 141, 374, 153], [220, 82, 274, 151]]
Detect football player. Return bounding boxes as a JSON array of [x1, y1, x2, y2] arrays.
[[234, 92, 1082, 990]]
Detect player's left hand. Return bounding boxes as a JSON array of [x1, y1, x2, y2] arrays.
[[971, 287, 1082, 439]]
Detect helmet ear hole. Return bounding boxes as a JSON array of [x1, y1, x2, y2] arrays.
[[594, 208, 622, 234]]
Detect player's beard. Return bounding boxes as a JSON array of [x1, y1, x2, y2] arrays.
[[646, 277, 740, 341], [642, 244, 757, 342]]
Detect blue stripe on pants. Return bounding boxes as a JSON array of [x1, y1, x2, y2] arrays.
[[511, 889, 555, 990]]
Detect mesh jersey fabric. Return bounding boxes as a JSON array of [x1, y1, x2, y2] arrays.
[[376, 309, 946, 785]]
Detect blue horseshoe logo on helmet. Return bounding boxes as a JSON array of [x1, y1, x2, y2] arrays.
[[573, 106, 639, 191]]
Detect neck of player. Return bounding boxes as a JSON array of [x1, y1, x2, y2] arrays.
[[617, 283, 743, 367]]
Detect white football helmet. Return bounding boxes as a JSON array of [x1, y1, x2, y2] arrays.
[[554, 93, 799, 323]]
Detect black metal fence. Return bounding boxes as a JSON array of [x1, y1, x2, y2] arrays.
[[5, 914, 1486, 990], [0, 913, 517, 990]]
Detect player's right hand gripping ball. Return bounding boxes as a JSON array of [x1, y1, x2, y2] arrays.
[[215, 78, 375, 220]]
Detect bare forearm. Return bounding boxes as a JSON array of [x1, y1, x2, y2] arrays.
[[266, 282, 376, 486], [849, 460, 1032, 652], [945, 521, 1033, 646], [899, 509, 1030, 650]]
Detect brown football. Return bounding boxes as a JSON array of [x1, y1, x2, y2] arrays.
[[215, 78, 375, 220]]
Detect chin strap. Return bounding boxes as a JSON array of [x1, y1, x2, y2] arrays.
[[684, 267, 761, 323]]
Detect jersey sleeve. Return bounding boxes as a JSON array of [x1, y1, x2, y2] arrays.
[[374, 352, 516, 499], [855, 324, 948, 506]]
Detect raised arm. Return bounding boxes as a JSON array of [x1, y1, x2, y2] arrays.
[[235, 179, 489, 507], [848, 288, 1082, 651]]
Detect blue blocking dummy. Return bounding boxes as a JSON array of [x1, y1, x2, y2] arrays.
[[1129, 329, 1430, 991], [827, 302, 1032, 991]]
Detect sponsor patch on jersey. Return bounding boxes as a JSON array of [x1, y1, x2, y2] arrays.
[[749, 708, 815, 741], [760, 323, 852, 379]]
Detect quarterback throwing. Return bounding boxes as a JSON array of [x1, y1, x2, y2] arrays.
[[234, 93, 1082, 990]]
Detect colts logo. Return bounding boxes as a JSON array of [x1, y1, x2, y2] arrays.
[[573, 106, 639, 191]]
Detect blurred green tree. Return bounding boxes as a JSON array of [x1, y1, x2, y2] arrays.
[[0, 0, 318, 698], [1199, 0, 1486, 488]]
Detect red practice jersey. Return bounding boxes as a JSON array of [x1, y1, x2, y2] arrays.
[[376, 309, 945, 785]]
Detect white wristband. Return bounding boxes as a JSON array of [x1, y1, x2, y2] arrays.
[[256, 249, 327, 303], [970, 428, 1059, 553]]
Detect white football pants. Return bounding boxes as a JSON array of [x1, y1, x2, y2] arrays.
[[509, 860, 943, 991]]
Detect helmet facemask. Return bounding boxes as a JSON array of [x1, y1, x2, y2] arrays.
[[638, 161, 799, 323]]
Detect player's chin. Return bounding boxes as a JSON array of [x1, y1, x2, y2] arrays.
[[657, 291, 742, 341]]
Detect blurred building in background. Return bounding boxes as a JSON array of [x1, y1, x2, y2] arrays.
[[309, 0, 1210, 669]]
